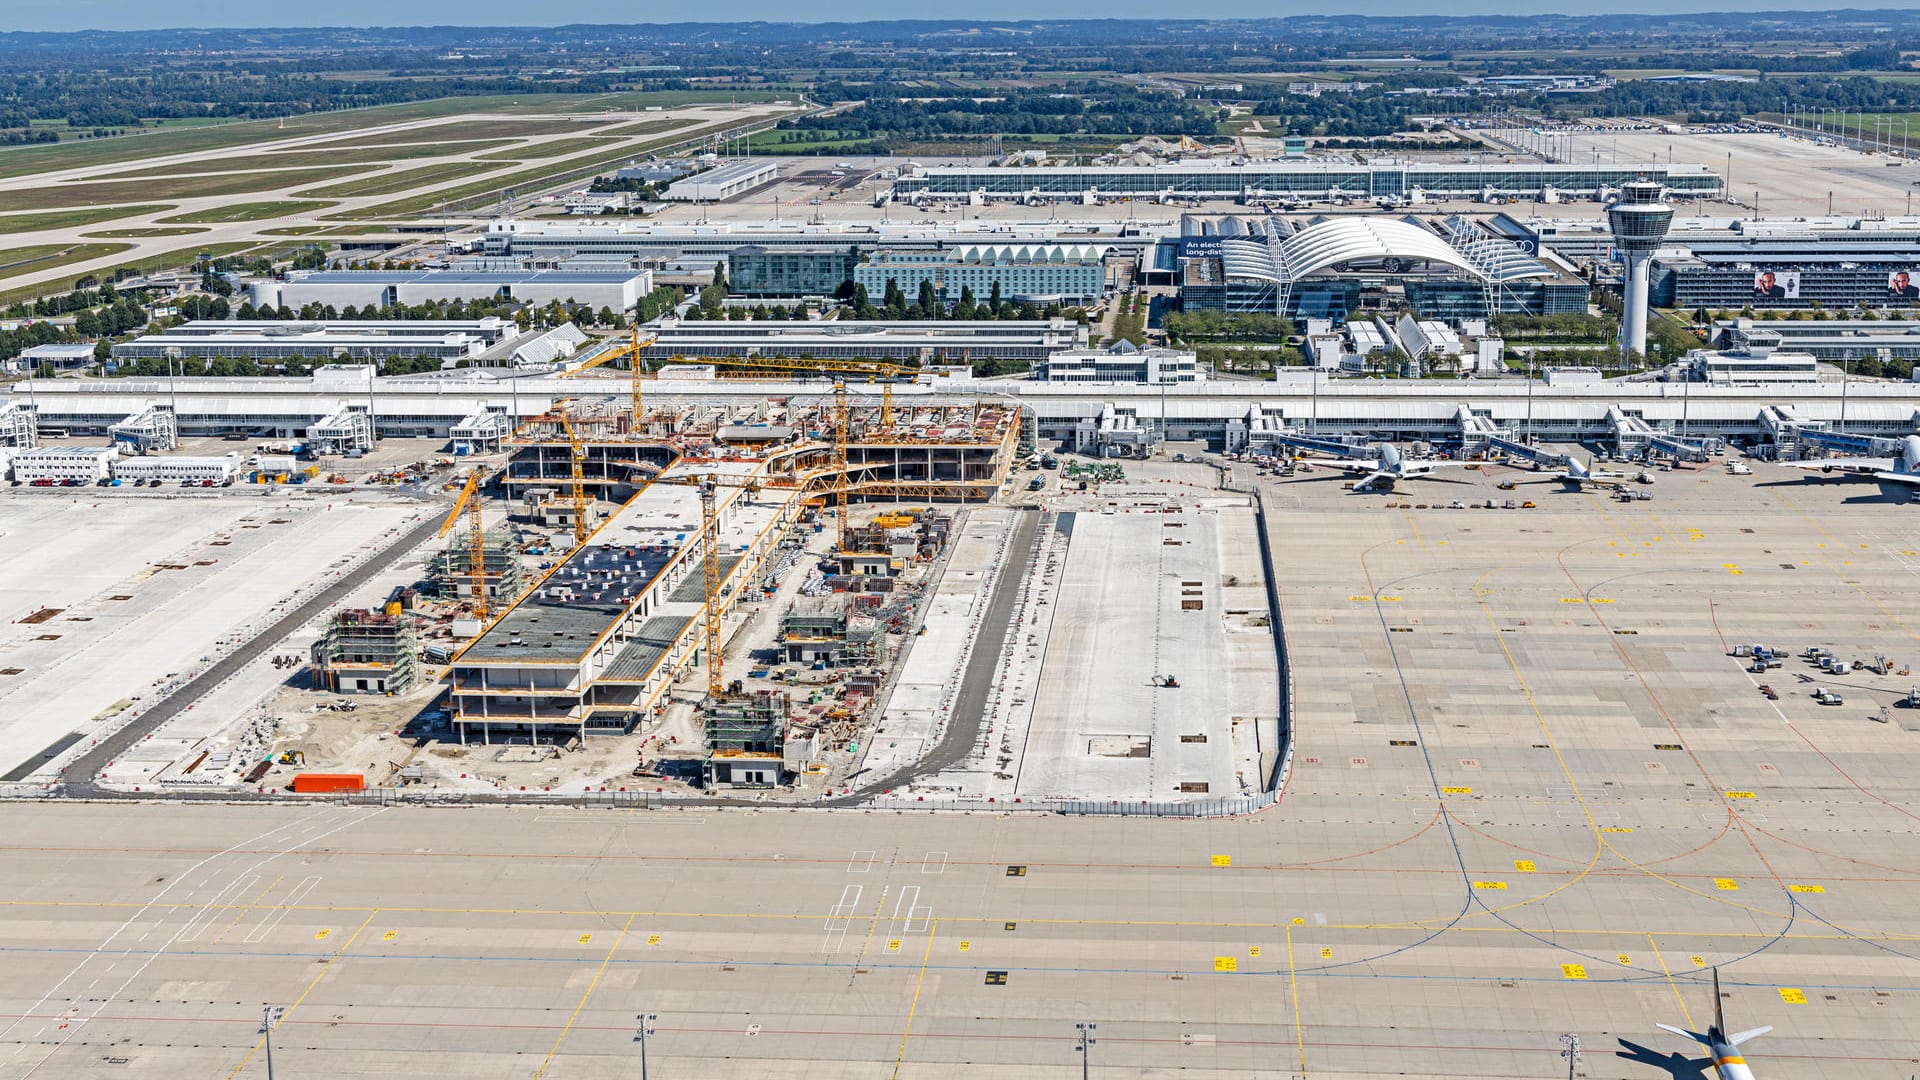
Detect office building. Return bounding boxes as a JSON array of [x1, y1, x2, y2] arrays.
[[111, 320, 517, 366], [726, 246, 859, 297], [644, 317, 1086, 366], [1037, 343, 1202, 384], [853, 244, 1107, 305]]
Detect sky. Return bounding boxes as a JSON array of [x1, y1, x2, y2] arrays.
[[18, 0, 1914, 32]]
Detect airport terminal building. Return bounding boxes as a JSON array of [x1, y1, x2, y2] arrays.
[[1164, 215, 1589, 321], [888, 161, 1723, 204]]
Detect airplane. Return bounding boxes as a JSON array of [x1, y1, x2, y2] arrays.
[[1316, 442, 1457, 491], [1790, 434, 1920, 491], [1656, 968, 1771, 1080], [1541, 456, 1631, 490]]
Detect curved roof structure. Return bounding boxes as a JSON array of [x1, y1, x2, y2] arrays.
[[1275, 217, 1488, 283]]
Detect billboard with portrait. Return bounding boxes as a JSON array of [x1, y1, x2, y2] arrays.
[[1889, 269, 1920, 300], [1753, 270, 1800, 301]]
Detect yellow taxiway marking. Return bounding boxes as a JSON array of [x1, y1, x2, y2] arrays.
[[381, 930, 397, 941], [1515, 860, 1537, 872], [1210, 854, 1231, 868], [1715, 878, 1740, 891], [891, 919, 940, 1079], [1249, 945, 1262, 958], [1442, 786, 1473, 794], [531, 913, 635, 1080], [1562, 963, 1588, 979], [1288, 924, 1309, 1078], [1214, 956, 1238, 972], [1790, 884, 1825, 894], [1647, 935, 1697, 1029], [1779, 988, 1807, 1004], [1474, 881, 1508, 890], [226, 910, 379, 1080]]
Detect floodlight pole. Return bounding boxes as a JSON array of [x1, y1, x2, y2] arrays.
[[1075, 1022, 1097, 1080], [634, 1012, 658, 1080]]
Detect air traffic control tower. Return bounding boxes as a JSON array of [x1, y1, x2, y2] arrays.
[[1606, 179, 1674, 361]]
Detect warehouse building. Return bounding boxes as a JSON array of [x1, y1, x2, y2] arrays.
[[889, 161, 1722, 204], [662, 160, 779, 202], [853, 244, 1108, 305], [265, 270, 651, 313]]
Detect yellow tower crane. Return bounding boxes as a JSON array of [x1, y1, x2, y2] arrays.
[[638, 471, 764, 703], [437, 465, 490, 619], [555, 413, 590, 549], [831, 379, 850, 555]]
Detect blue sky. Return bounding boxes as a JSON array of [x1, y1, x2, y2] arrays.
[[19, 1, 1911, 32]]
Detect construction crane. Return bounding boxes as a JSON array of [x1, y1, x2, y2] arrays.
[[437, 465, 490, 619], [555, 412, 590, 549], [832, 379, 851, 555], [635, 471, 764, 703]]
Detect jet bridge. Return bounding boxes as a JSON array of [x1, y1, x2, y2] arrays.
[[107, 404, 177, 454]]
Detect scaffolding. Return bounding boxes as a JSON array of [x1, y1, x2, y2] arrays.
[[0, 401, 37, 449], [107, 404, 176, 454], [430, 528, 526, 604], [704, 690, 790, 788], [311, 609, 420, 694]]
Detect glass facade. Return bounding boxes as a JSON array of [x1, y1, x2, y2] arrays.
[[727, 247, 858, 297]]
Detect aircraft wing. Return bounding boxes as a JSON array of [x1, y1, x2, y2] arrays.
[[1323, 458, 1388, 474], [1655, 1022, 1711, 1047], [1875, 470, 1920, 487], [1793, 456, 1896, 474]]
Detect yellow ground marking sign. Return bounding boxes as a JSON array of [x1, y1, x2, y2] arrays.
[[1249, 946, 1262, 958], [1691, 956, 1707, 967], [578, 934, 593, 944], [1724, 790, 1757, 799], [1319, 947, 1332, 959], [1779, 988, 1807, 1004], [958, 941, 972, 952], [1214, 956, 1238, 972], [1790, 884, 1825, 894], [1591, 597, 1616, 603], [382, 931, 397, 941], [1560, 598, 1585, 603], [1715, 878, 1740, 891], [887, 939, 902, 952], [1292, 917, 1305, 925], [1378, 595, 1402, 601], [1515, 860, 1537, 872], [1474, 881, 1508, 890], [1562, 964, 1588, 980], [1442, 786, 1473, 794], [1724, 563, 1743, 575], [1617, 953, 1632, 965], [1211, 854, 1231, 867], [315, 929, 331, 941], [1602, 826, 1634, 833], [646, 935, 661, 945]]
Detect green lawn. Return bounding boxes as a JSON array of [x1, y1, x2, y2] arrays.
[[0, 241, 135, 278], [1, 169, 361, 212], [0, 240, 255, 307], [158, 201, 338, 224], [0, 204, 174, 235], [332, 122, 741, 218], [90, 141, 520, 179], [293, 162, 496, 199], [311, 118, 615, 149], [82, 226, 211, 238], [473, 137, 618, 162]]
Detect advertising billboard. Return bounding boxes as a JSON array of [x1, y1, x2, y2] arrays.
[[1753, 270, 1800, 300], [1889, 269, 1920, 300]]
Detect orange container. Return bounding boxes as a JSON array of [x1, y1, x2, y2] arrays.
[[290, 772, 365, 794]]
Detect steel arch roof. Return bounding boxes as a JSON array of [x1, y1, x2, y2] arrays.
[[1274, 217, 1488, 283]]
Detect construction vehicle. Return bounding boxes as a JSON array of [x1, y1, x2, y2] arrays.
[[277, 750, 306, 766], [438, 465, 490, 619], [1154, 674, 1181, 689]]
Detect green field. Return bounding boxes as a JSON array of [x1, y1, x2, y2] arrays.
[[0, 240, 256, 308], [589, 119, 687, 139], [293, 161, 497, 198], [1, 168, 362, 212], [313, 118, 616, 149], [91, 141, 520, 179], [158, 201, 338, 224], [0, 204, 173, 235], [0, 242, 134, 277], [0, 95, 627, 181], [527, 90, 791, 112], [333, 122, 730, 218], [82, 226, 211, 238], [473, 137, 616, 162]]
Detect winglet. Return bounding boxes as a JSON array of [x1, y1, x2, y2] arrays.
[[1728, 1026, 1773, 1047]]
